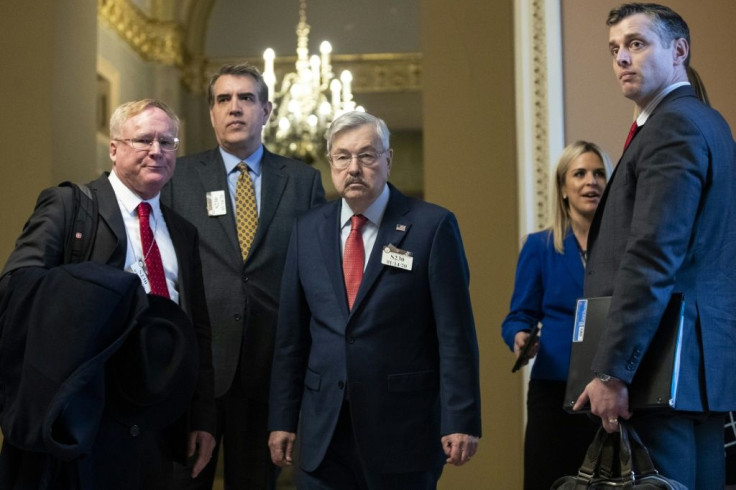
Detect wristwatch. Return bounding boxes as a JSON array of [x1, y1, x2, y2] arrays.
[[595, 372, 616, 383]]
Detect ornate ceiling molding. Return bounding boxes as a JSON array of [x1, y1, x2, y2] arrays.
[[98, 0, 186, 67], [203, 53, 422, 96], [96, 0, 421, 98]]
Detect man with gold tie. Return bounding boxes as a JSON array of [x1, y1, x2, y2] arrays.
[[162, 63, 325, 489]]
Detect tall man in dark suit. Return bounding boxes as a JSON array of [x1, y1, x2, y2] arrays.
[[268, 111, 482, 489], [573, 4, 736, 488], [0, 99, 216, 488], [162, 63, 325, 489]]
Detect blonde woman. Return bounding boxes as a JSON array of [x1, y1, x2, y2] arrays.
[[502, 141, 612, 489]]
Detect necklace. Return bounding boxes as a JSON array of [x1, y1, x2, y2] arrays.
[[575, 238, 587, 267]]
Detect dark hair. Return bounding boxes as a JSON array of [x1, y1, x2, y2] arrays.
[[207, 63, 269, 107], [607, 3, 690, 66]]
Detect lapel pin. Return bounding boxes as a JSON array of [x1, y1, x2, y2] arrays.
[[396, 224, 406, 232]]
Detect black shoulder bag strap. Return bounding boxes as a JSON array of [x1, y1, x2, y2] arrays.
[[59, 181, 99, 264]]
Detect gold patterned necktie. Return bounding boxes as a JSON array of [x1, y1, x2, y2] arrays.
[[235, 162, 258, 260]]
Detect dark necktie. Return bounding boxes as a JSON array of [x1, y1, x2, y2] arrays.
[[235, 162, 258, 260], [623, 121, 639, 151], [137, 202, 170, 298], [343, 214, 368, 310]]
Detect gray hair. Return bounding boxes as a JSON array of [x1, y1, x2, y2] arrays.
[[325, 111, 390, 153]]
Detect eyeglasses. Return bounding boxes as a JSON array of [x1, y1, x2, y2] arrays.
[[115, 137, 180, 152], [328, 149, 389, 169]]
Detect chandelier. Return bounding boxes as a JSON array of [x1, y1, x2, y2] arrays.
[[262, 0, 363, 163]]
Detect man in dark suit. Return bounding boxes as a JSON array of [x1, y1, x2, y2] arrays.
[[161, 63, 325, 489], [268, 111, 482, 489], [573, 4, 736, 488], [0, 99, 216, 488]]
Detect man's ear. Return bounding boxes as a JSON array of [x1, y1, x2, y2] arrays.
[[262, 101, 273, 125], [109, 140, 118, 162], [673, 37, 689, 66]]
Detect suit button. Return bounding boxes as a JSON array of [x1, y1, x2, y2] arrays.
[[129, 425, 140, 437], [346, 336, 355, 344], [337, 381, 345, 389], [242, 275, 249, 282], [234, 314, 241, 321]]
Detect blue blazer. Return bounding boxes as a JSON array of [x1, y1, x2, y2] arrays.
[[585, 86, 736, 412], [268, 184, 481, 473], [502, 230, 584, 381]]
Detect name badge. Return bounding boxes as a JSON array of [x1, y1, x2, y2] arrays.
[[206, 190, 227, 216], [130, 260, 151, 294], [381, 244, 413, 271]]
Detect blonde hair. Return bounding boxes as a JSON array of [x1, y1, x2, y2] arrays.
[[109, 99, 180, 139], [687, 66, 710, 106], [550, 141, 613, 253]]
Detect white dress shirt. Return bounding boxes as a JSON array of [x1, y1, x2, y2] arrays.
[[339, 183, 390, 270], [109, 170, 179, 303]]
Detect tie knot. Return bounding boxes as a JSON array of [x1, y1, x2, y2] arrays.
[[350, 214, 368, 231], [137, 201, 152, 220], [237, 162, 249, 174]]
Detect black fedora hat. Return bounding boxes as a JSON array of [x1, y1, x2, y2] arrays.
[[106, 294, 199, 429]]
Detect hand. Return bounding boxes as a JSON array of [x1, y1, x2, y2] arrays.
[[269, 431, 296, 467], [441, 433, 478, 466], [572, 377, 632, 433], [513, 331, 538, 366], [187, 430, 216, 478]]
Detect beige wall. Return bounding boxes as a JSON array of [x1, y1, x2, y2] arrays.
[[0, 0, 97, 265], [422, 1, 522, 488], [563, 0, 736, 161]]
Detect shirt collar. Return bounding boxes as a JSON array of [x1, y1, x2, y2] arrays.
[[636, 82, 690, 126], [220, 145, 264, 176], [109, 169, 162, 217], [340, 183, 390, 229]]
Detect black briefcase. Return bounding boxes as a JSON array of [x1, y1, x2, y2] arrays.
[[550, 422, 688, 489]]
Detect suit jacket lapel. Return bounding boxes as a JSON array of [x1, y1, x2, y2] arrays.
[[194, 149, 241, 259], [590, 86, 696, 256], [88, 174, 127, 267], [562, 232, 584, 291], [317, 201, 349, 318], [161, 205, 191, 313], [250, 149, 287, 260], [588, 153, 621, 253], [351, 185, 412, 314]]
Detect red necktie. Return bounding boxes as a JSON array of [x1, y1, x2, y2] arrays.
[[623, 121, 639, 151], [137, 202, 170, 298], [343, 214, 368, 310]]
